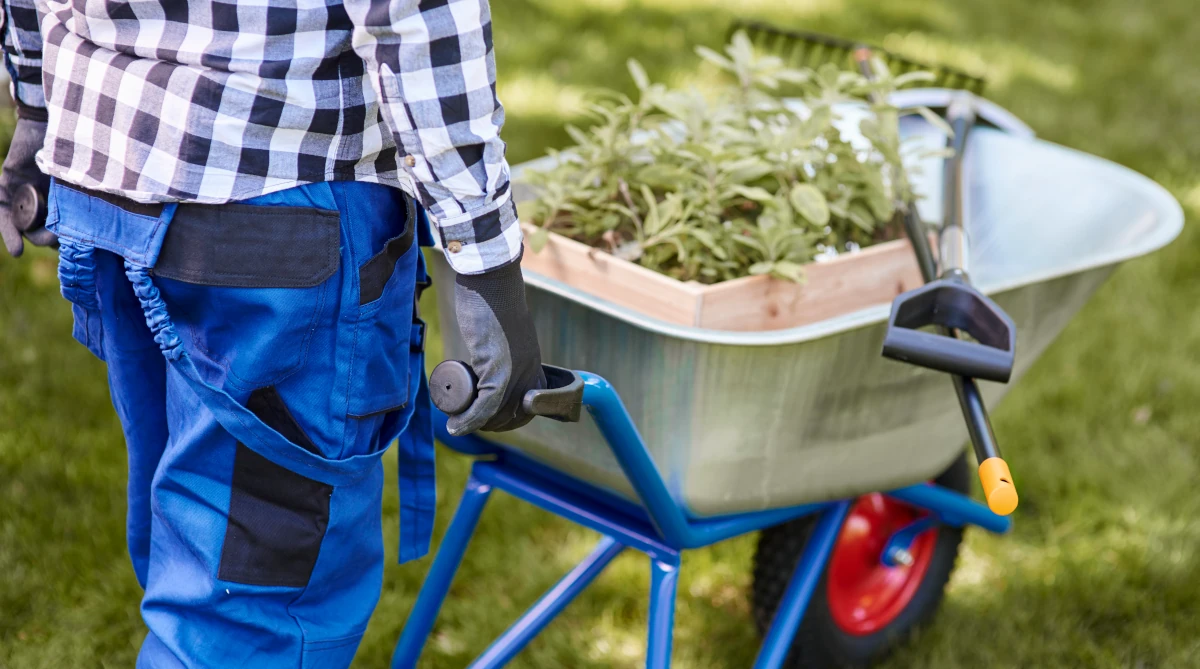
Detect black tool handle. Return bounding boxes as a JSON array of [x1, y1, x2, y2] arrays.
[[429, 361, 583, 423], [881, 278, 1016, 383], [953, 375, 1000, 462], [885, 92, 1018, 515], [882, 328, 1013, 383]]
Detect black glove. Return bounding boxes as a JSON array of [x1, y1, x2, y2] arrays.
[[447, 257, 547, 436], [1, 106, 54, 258]]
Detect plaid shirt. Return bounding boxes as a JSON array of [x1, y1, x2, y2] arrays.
[[0, 0, 521, 274]]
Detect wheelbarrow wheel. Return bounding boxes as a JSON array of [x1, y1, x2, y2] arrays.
[[751, 454, 970, 668]]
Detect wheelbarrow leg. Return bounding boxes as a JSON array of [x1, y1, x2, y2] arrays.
[[646, 556, 680, 669], [468, 536, 627, 668], [392, 472, 493, 669], [752, 500, 852, 669]]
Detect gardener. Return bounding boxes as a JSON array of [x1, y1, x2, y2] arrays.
[[0, 0, 544, 666]]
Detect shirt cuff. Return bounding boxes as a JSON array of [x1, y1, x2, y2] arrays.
[[431, 190, 523, 275], [10, 79, 45, 111]]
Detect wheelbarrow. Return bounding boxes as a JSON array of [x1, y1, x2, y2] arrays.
[[390, 93, 1183, 668]]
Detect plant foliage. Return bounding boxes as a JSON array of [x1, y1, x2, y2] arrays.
[[523, 31, 945, 283]]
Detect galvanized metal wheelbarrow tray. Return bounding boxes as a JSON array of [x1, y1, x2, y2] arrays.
[[390, 96, 1182, 669], [430, 107, 1184, 518]]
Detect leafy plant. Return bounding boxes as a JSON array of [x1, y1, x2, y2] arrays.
[[523, 31, 946, 284]]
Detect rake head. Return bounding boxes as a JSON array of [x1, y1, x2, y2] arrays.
[[731, 20, 987, 95]]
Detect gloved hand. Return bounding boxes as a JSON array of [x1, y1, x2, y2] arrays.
[[0, 109, 54, 258], [447, 256, 546, 436]]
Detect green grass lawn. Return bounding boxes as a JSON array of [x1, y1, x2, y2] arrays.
[[3, 0, 1199, 667]]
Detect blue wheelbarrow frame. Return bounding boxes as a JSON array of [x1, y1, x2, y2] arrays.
[[390, 372, 1011, 669]]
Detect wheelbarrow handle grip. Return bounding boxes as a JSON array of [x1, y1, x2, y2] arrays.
[[13, 183, 48, 233], [428, 360, 478, 415], [429, 360, 583, 423]]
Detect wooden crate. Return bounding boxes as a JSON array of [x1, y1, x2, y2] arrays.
[[519, 225, 926, 332]]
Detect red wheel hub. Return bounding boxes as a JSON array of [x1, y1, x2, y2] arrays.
[[825, 493, 937, 636]]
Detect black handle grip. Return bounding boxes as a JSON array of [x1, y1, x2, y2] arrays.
[[429, 361, 583, 423], [429, 360, 478, 415], [882, 328, 1013, 383], [881, 278, 1016, 383], [13, 183, 46, 233]]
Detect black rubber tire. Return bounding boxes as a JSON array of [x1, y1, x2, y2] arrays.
[[751, 455, 970, 669]]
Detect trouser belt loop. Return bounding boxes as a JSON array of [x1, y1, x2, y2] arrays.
[[411, 268, 431, 353]]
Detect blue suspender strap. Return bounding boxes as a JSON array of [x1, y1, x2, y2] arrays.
[[397, 216, 437, 563], [397, 367, 435, 562]]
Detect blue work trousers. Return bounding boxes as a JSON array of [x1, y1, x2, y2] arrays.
[[48, 180, 436, 668]]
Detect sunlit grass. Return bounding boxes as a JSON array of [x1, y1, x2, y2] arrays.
[[3, 0, 1200, 668], [498, 73, 589, 121], [559, 0, 843, 19]]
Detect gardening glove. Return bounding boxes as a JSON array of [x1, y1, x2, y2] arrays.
[[447, 256, 547, 436], [0, 107, 54, 259]]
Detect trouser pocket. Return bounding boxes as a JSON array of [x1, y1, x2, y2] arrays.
[[49, 181, 178, 362], [115, 185, 387, 486], [152, 200, 342, 388], [57, 240, 105, 360], [346, 194, 420, 417]]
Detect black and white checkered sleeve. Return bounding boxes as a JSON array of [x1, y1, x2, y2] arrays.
[[1, 0, 46, 111], [346, 0, 521, 275]]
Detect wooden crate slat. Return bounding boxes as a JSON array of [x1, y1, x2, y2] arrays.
[[519, 225, 924, 332]]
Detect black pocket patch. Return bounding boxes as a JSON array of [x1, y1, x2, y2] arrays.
[[218, 387, 332, 587], [358, 196, 415, 304], [155, 203, 340, 288]]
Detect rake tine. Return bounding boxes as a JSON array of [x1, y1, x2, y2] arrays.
[[729, 21, 986, 95]]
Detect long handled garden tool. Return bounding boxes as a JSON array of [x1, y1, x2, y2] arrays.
[[880, 92, 1019, 515], [740, 22, 1020, 515]]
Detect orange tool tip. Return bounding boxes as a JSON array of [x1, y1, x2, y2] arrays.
[[978, 457, 1018, 516]]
